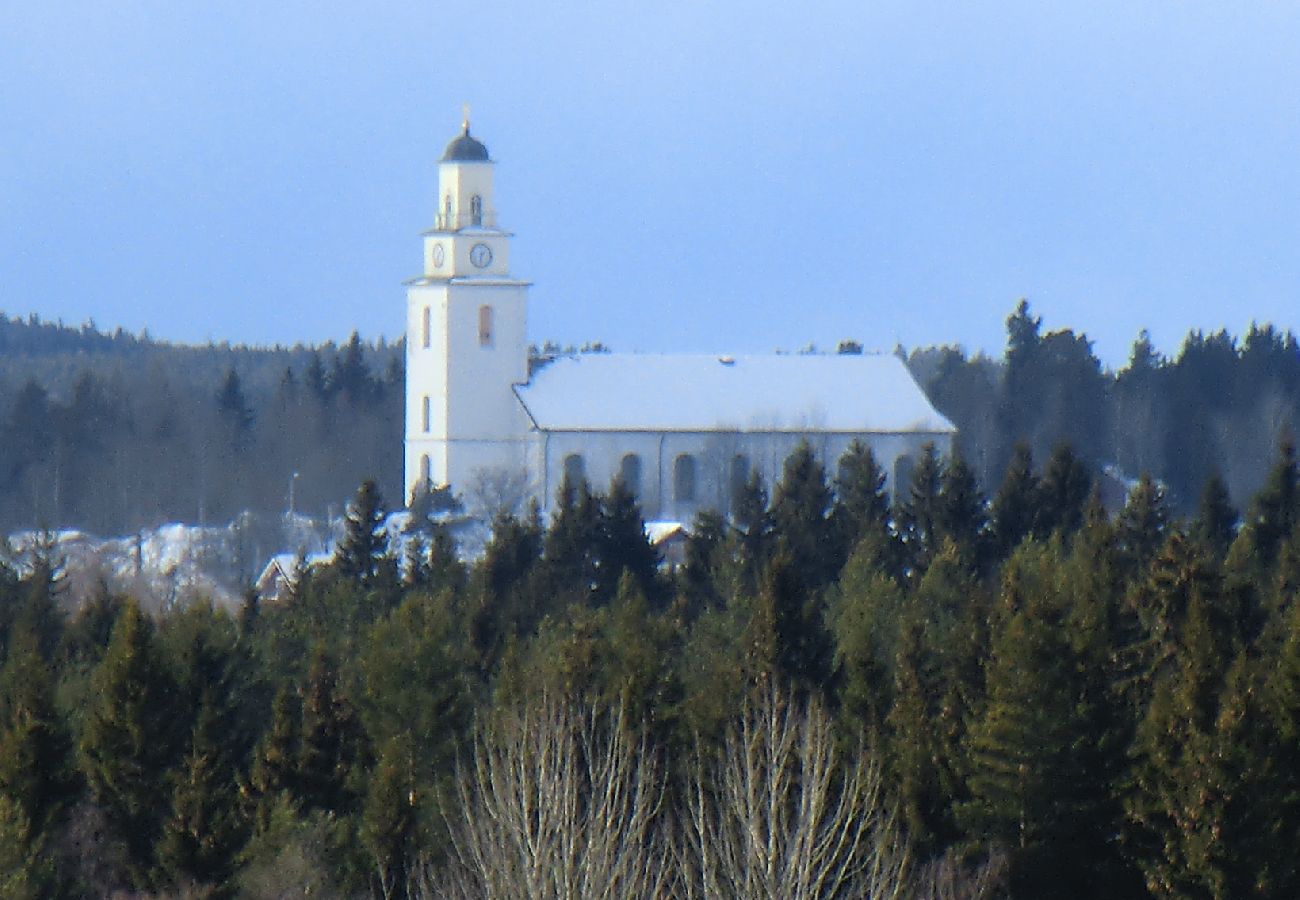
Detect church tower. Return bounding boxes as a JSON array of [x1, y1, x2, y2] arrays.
[[404, 117, 531, 504]]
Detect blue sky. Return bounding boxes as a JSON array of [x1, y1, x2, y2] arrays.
[[3, 1, 1300, 367]]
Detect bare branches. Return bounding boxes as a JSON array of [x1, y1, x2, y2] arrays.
[[676, 682, 911, 900], [432, 696, 671, 900]]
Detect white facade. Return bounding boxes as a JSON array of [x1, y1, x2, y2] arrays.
[[404, 122, 956, 514]]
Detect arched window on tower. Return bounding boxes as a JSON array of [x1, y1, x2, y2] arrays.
[[620, 453, 643, 497], [563, 453, 586, 488], [470, 195, 483, 226], [674, 454, 697, 504], [443, 195, 452, 229], [420, 454, 431, 486], [478, 306, 494, 347], [421, 396, 430, 432]]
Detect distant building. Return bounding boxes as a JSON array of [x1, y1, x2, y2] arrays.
[[404, 118, 955, 518]]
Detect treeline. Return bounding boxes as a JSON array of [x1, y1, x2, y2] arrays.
[[0, 314, 402, 534], [3, 437, 1300, 896], [915, 301, 1300, 511]]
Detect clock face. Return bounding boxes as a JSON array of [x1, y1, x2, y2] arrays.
[[431, 243, 445, 267], [469, 243, 493, 269]]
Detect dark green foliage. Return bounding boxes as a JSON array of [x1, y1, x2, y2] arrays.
[[79, 600, 179, 876], [0, 639, 75, 836], [989, 442, 1038, 558], [1249, 436, 1299, 566], [599, 476, 661, 604], [334, 479, 391, 587], [936, 446, 988, 564], [830, 440, 898, 578], [296, 647, 367, 817], [897, 442, 944, 573], [1035, 443, 1092, 540], [769, 441, 837, 591], [1191, 471, 1239, 559], [1115, 473, 1171, 581]]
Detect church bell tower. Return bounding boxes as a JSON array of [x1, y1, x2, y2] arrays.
[[404, 115, 531, 503]]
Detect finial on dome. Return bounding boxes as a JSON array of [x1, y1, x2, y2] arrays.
[[462, 103, 471, 134]]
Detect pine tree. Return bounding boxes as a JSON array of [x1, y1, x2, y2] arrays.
[[540, 470, 604, 603], [731, 468, 772, 591], [831, 546, 906, 734], [247, 684, 301, 832], [79, 600, 179, 876], [989, 442, 1039, 560], [0, 794, 51, 900], [742, 547, 830, 691], [361, 739, 420, 899]]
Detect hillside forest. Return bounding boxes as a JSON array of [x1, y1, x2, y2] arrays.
[[5, 302, 1300, 535], [0, 432, 1299, 896]]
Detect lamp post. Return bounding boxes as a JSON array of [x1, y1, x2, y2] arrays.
[[288, 471, 300, 517]]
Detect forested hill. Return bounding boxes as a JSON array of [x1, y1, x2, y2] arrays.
[[0, 313, 403, 535], [4, 303, 1300, 535], [911, 301, 1300, 514]]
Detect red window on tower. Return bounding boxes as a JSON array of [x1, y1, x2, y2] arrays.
[[479, 305, 494, 347]]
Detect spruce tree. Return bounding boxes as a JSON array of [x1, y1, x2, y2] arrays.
[[297, 646, 366, 816], [1190, 471, 1239, 561], [829, 440, 895, 575], [0, 638, 74, 838], [935, 446, 988, 565], [247, 684, 301, 832], [989, 441, 1038, 559], [335, 479, 389, 586], [79, 600, 179, 877], [731, 468, 772, 590], [1036, 443, 1092, 540], [1114, 473, 1171, 582], [599, 476, 661, 604], [361, 739, 420, 899], [770, 441, 836, 591], [1248, 436, 1298, 567], [897, 442, 943, 574]]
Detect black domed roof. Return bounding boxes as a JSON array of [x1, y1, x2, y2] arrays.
[[441, 124, 490, 162]]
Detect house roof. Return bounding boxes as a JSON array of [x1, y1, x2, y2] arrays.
[[514, 353, 956, 434]]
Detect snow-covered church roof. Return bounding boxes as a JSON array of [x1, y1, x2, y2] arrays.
[[514, 353, 956, 434]]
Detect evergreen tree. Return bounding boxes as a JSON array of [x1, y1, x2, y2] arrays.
[[1190, 470, 1239, 560], [1248, 436, 1298, 566], [156, 690, 246, 890], [1114, 473, 1171, 582], [989, 442, 1038, 559], [897, 442, 944, 573], [1126, 598, 1242, 899], [742, 547, 830, 691], [335, 479, 389, 587], [731, 468, 772, 590], [831, 546, 907, 734], [79, 600, 179, 877], [215, 367, 255, 451], [0, 637, 74, 838], [297, 647, 366, 816], [247, 683, 301, 833], [361, 739, 420, 899], [540, 471, 604, 604], [829, 440, 895, 575], [599, 476, 661, 604], [0, 794, 51, 900], [769, 441, 837, 591], [1036, 443, 1092, 540], [936, 446, 988, 564]]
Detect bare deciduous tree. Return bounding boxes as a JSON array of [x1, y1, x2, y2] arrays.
[[425, 696, 671, 900], [675, 683, 911, 900]]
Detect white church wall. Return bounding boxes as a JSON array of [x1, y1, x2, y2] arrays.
[[534, 429, 954, 522]]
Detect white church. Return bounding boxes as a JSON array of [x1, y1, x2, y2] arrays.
[[403, 119, 955, 521]]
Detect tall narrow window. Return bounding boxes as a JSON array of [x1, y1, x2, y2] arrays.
[[420, 454, 431, 485], [470, 194, 483, 226], [421, 306, 431, 349], [620, 453, 643, 497], [421, 396, 430, 432], [443, 195, 452, 228], [563, 454, 586, 487], [674, 454, 697, 503], [479, 305, 494, 347]]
